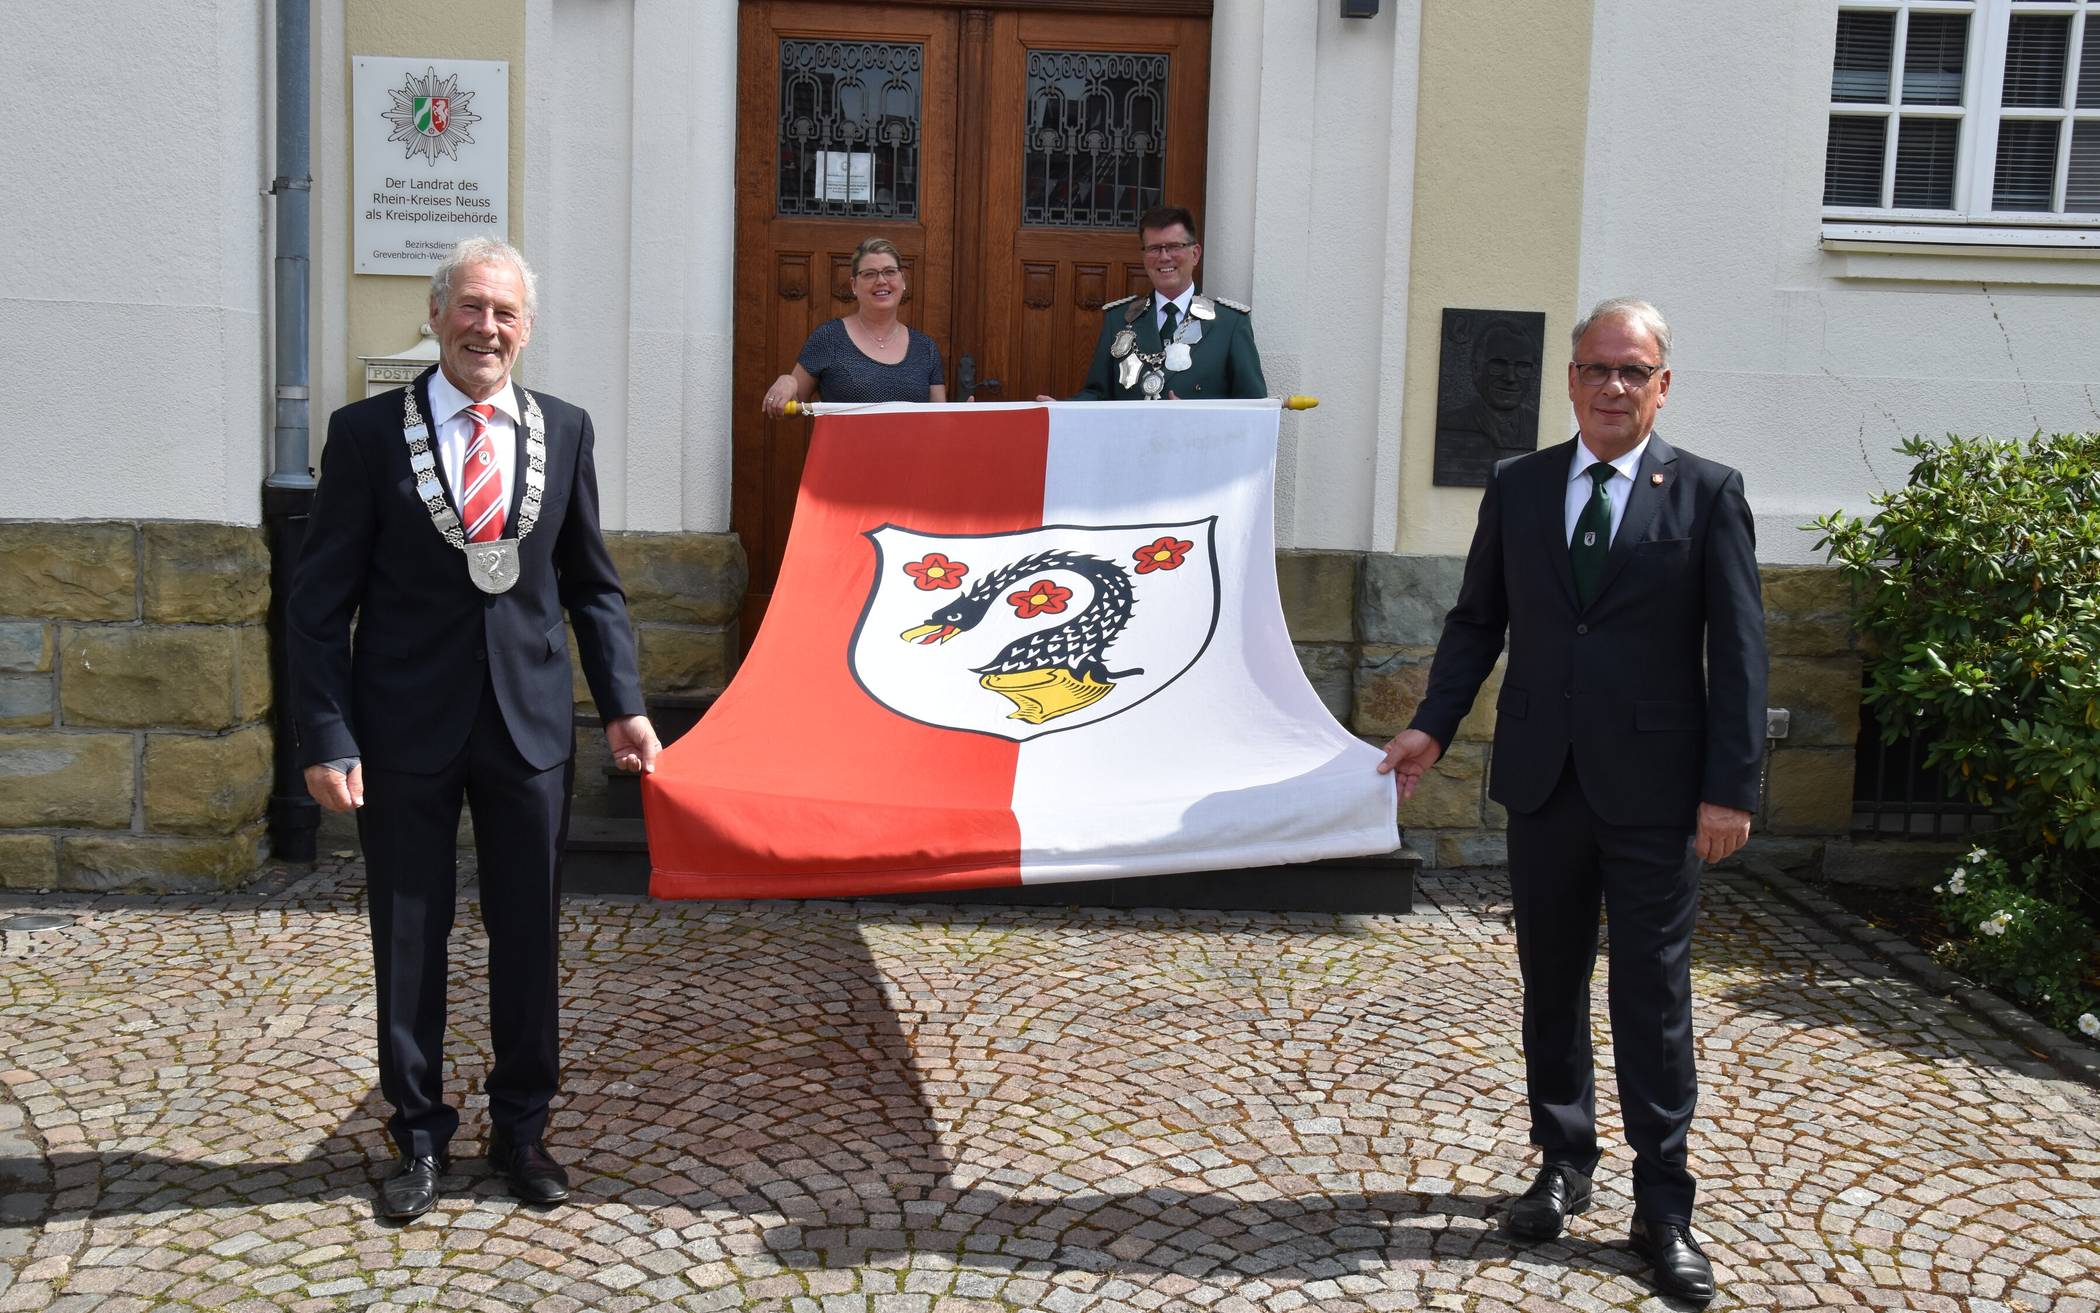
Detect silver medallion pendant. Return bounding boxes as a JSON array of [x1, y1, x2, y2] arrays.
[[1118, 353, 1142, 390], [1140, 367, 1166, 398], [1110, 328, 1137, 359], [401, 379, 547, 597], [1164, 342, 1193, 372], [467, 538, 522, 594]]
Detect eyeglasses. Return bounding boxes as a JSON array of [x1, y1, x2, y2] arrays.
[[853, 267, 904, 283], [1572, 362, 1662, 388], [1141, 241, 1196, 257]]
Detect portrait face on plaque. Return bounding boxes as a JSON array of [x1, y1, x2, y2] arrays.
[[1433, 308, 1545, 487]]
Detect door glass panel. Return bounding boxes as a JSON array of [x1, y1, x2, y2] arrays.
[[1022, 50, 1169, 228], [777, 40, 922, 218]]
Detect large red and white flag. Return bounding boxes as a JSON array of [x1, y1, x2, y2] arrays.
[[644, 401, 1397, 898]]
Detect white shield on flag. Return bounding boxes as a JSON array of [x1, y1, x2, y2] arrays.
[[850, 518, 1221, 741]]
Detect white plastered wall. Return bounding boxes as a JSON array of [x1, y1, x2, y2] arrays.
[[0, 1, 269, 524], [1580, 0, 2100, 564], [1207, 0, 1420, 551], [525, 0, 738, 535]]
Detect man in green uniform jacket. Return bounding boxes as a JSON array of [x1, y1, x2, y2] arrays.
[[1063, 206, 1267, 402]]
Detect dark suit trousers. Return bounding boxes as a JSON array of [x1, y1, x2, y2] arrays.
[[357, 675, 574, 1158], [1505, 756, 1702, 1224]]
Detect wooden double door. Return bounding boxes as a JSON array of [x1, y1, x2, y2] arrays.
[[731, 0, 1212, 643]]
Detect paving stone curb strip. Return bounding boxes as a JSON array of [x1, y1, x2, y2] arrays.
[[1, 864, 2097, 1312], [1743, 860, 2100, 1090]]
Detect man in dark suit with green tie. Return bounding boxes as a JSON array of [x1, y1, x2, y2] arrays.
[[1379, 298, 1767, 1305], [1051, 205, 1266, 402]]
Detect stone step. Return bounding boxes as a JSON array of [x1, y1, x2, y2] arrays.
[[562, 814, 1420, 912]]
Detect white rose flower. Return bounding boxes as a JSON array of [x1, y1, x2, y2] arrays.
[[1951, 865, 1967, 879], [2080, 1013, 2100, 1039], [1979, 912, 2011, 937], [1948, 873, 1968, 895], [1968, 847, 1989, 863]]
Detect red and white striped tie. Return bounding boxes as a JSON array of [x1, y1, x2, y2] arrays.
[[458, 403, 506, 543]]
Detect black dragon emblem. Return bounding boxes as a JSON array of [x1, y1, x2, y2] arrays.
[[900, 549, 1150, 724]]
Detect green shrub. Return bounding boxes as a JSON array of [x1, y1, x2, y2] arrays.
[[1811, 431, 2100, 1042], [1932, 847, 2098, 1035]]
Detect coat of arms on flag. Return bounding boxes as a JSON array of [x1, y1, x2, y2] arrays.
[[851, 519, 1219, 740], [644, 401, 1397, 900]]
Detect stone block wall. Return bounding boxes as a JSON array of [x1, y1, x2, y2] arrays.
[[0, 522, 272, 891], [1275, 551, 1861, 868], [565, 532, 746, 814], [316, 529, 749, 843], [2, 524, 1853, 886]]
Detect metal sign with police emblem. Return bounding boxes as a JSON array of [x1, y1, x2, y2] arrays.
[[849, 518, 1222, 741], [352, 56, 510, 274]]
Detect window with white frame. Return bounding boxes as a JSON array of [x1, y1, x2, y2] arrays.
[[1825, 0, 2100, 224]]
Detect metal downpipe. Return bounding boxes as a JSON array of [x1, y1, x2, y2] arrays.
[[265, 0, 319, 862]]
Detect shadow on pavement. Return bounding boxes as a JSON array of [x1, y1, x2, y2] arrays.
[[0, 889, 1665, 1287]]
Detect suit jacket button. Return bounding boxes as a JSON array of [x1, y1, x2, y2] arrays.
[[475, 648, 486, 662], [1576, 623, 1589, 635]]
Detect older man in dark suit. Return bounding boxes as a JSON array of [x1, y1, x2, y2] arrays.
[[1380, 298, 1766, 1304], [290, 237, 658, 1220]]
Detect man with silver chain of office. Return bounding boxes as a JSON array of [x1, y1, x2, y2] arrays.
[[1049, 205, 1267, 402], [289, 237, 659, 1222]]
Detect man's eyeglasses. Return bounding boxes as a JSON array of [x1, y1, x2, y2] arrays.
[[854, 267, 904, 283], [1572, 362, 1662, 388], [1141, 241, 1196, 257]]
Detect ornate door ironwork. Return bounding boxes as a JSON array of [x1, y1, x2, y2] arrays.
[[777, 39, 924, 219], [1021, 50, 1170, 228]]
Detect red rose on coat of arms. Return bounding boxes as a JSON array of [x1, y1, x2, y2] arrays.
[[1007, 579, 1073, 619], [1133, 536, 1192, 574], [905, 553, 969, 590]]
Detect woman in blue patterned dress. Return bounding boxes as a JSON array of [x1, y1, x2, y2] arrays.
[[761, 237, 945, 416]]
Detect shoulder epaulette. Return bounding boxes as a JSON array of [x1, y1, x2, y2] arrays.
[[1214, 296, 1252, 314], [1101, 293, 1139, 312]]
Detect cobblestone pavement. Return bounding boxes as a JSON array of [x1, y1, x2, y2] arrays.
[[2, 864, 2097, 1313]]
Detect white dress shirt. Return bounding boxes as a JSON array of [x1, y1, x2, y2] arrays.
[[427, 368, 520, 525], [1154, 286, 1196, 337], [1563, 433, 1652, 547], [320, 371, 521, 778]]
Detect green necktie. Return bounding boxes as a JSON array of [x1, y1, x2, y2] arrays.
[[1570, 461, 1615, 609], [1159, 300, 1179, 342]]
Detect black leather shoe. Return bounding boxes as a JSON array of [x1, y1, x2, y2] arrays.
[[379, 1153, 447, 1220], [1504, 1163, 1593, 1240], [1629, 1216, 1716, 1304], [488, 1132, 570, 1205]]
